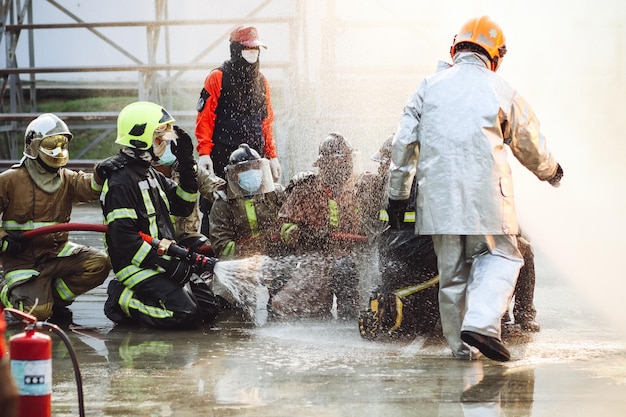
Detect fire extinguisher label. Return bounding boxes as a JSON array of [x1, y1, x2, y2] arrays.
[[10, 359, 52, 396]]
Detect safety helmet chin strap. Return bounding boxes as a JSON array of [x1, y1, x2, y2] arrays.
[[123, 147, 158, 165], [491, 55, 501, 72]]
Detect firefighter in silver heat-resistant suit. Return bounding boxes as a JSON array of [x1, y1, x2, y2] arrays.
[[388, 16, 563, 361]]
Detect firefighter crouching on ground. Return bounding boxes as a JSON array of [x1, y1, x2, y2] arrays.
[[356, 135, 440, 339], [208, 144, 285, 312], [96, 101, 212, 329], [209, 143, 285, 259], [0, 113, 111, 324], [273, 133, 365, 320]]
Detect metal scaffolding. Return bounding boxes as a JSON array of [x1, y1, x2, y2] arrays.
[[0, 0, 303, 159], [0, 0, 435, 178]]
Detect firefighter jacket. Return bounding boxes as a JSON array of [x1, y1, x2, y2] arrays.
[[389, 52, 559, 236], [100, 159, 198, 289], [209, 186, 285, 258], [278, 174, 364, 253], [160, 163, 224, 241], [195, 65, 277, 159], [0, 164, 102, 273]]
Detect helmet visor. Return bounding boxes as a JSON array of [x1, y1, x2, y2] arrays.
[[38, 135, 70, 168], [225, 158, 275, 198], [39, 134, 69, 151], [153, 123, 177, 141]]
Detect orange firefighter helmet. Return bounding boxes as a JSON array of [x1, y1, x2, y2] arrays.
[[450, 16, 507, 72]]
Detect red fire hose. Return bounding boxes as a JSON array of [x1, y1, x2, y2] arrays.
[[329, 232, 368, 243], [20, 223, 218, 274], [22, 223, 108, 238], [22, 224, 368, 243]]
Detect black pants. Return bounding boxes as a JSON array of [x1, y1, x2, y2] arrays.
[[512, 238, 537, 324], [105, 276, 201, 329]]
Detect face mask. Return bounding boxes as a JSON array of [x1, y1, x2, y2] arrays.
[[241, 49, 259, 64], [238, 169, 263, 193], [155, 143, 176, 166]]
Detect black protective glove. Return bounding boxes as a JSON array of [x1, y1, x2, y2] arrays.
[[547, 163, 564, 187], [157, 257, 193, 287], [94, 152, 129, 184], [1, 232, 26, 256], [387, 198, 410, 230], [172, 125, 198, 193]]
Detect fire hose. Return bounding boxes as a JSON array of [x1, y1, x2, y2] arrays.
[[138, 232, 217, 274], [22, 223, 218, 274], [22, 223, 108, 237], [22, 223, 368, 259]]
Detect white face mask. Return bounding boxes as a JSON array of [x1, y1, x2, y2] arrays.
[[241, 49, 259, 64], [154, 143, 176, 166], [238, 169, 263, 193]]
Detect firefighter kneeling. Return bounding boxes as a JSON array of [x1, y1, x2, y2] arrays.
[[96, 101, 216, 329]]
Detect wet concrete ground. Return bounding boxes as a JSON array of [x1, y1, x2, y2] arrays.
[[7, 202, 626, 416]]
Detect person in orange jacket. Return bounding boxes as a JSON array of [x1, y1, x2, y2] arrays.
[[195, 25, 281, 235]]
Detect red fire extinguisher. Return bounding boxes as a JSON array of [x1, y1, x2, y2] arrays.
[[8, 309, 52, 417], [5, 307, 86, 417]]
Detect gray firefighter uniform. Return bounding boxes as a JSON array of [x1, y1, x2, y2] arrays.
[[389, 52, 560, 358]]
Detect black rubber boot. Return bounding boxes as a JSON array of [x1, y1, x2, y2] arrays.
[[461, 330, 510, 362], [48, 305, 74, 328], [104, 279, 133, 324]]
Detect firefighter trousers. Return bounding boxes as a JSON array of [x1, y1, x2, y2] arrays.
[[432, 234, 522, 359], [105, 275, 206, 329], [1, 244, 111, 320]]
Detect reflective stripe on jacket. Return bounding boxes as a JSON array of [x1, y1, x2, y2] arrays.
[[278, 174, 363, 252], [101, 161, 196, 287], [209, 188, 284, 258]]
